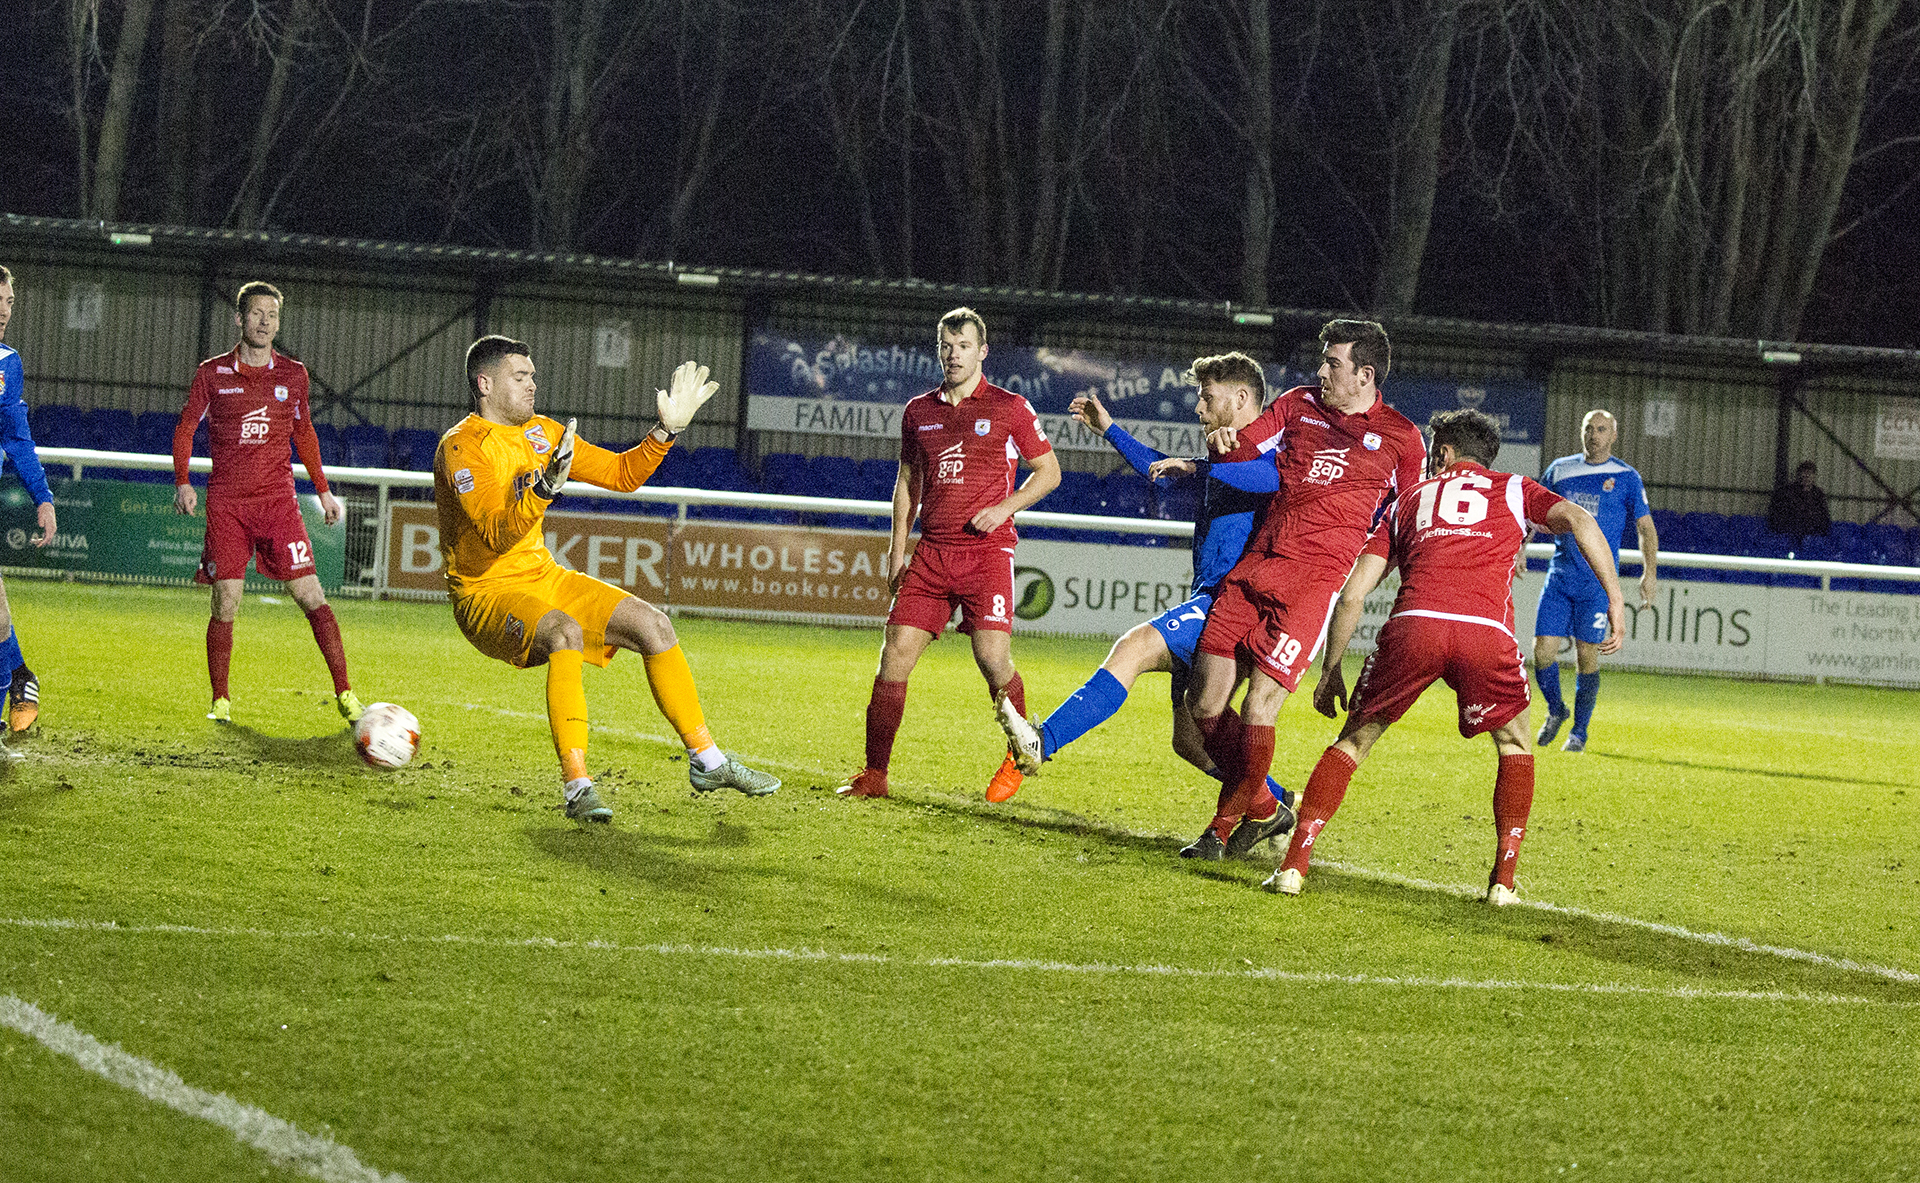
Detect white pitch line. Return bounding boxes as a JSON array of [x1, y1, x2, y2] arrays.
[[3, 916, 1912, 1008], [0, 994, 412, 1183]]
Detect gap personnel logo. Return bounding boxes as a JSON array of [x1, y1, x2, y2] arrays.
[[525, 424, 551, 454], [1305, 446, 1350, 484], [1012, 566, 1055, 619], [936, 440, 966, 481], [975, 418, 991, 436], [240, 406, 271, 443], [274, 384, 289, 402]]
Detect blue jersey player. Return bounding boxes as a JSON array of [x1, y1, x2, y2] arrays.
[[1532, 409, 1659, 751], [990, 351, 1293, 856], [0, 265, 59, 734]]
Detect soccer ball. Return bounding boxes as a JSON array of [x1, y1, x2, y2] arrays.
[[353, 702, 420, 769]]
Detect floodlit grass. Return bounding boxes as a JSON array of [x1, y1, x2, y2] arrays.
[[2, 579, 1916, 1182]]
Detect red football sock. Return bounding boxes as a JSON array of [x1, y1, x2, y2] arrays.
[[206, 618, 234, 700], [1193, 709, 1246, 813], [1216, 723, 1275, 826], [864, 678, 909, 772], [1492, 753, 1535, 890], [1280, 746, 1359, 876], [996, 671, 1026, 717], [304, 605, 352, 694]]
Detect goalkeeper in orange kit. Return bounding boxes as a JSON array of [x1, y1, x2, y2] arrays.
[[434, 335, 779, 822]]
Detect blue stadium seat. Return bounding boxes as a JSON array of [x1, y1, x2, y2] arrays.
[[759, 452, 809, 494], [651, 447, 696, 487], [858, 458, 899, 500], [135, 410, 179, 456], [1681, 511, 1730, 553], [343, 424, 389, 468], [311, 423, 341, 466], [1862, 523, 1913, 567], [1830, 521, 1866, 563], [1650, 508, 1689, 553], [390, 428, 440, 472], [87, 408, 136, 451], [30, 404, 87, 449], [1154, 478, 1200, 523], [807, 455, 862, 498], [1098, 472, 1153, 517], [1050, 470, 1102, 515]]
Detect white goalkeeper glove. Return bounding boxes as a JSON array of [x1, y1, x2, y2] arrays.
[[532, 418, 577, 498], [656, 361, 718, 434]]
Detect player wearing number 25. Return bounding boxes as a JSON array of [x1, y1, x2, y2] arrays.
[[173, 281, 362, 726]]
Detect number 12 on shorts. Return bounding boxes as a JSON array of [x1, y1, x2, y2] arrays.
[[287, 540, 312, 567]]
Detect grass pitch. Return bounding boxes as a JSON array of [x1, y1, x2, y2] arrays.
[[1, 579, 1916, 1182]]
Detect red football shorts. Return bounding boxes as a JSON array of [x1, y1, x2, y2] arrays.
[[887, 541, 1015, 636], [1350, 613, 1531, 737], [1196, 555, 1344, 692], [197, 493, 317, 584]]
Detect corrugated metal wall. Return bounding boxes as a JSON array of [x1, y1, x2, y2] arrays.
[[7, 239, 1919, 527]]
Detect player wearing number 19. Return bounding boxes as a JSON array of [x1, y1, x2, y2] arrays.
[[434, 336, 779, 823], [172, 281, 362, 725], [1266, 409, 1625, 901]]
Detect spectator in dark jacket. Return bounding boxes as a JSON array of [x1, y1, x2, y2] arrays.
[[1768, 461, 1831, 545]]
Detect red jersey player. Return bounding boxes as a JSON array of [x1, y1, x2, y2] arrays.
[[1266, 408, 1625, 902], [1181, 319, 1428, 859], [172, 281, 362, 724], [837, 306, 1062, 799]]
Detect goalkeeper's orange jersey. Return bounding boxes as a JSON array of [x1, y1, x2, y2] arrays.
[[432, 413, 670, 595]]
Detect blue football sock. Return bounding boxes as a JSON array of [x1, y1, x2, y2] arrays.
[[1037, 668, 1129, 759], [0, 630, 21, 686], [1572, 672, 1600, 737], [1535, 660, 1566, 716]]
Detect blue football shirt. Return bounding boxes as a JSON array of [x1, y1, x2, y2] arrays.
[[1540, 452, 1650, 587]]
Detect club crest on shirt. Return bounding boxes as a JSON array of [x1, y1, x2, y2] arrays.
[[1362, 431, 1382, 451], [0, 373, 6, 398], [274, 385, 289, 401], [974, 418, 991, 436], [1603, 477, 1616, 491], [525, 424, 551, 454]]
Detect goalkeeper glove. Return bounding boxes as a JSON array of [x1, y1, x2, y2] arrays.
[[531, 418, 577, 499], [656, 361, 719, 433]]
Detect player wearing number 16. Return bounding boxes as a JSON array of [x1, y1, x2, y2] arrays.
[[172, 281, 362, 726], [1265, 409, 1626, 902]]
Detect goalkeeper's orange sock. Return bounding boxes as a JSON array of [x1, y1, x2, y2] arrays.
[[547, 649, 590, 785], [644, 644, 722, 769]]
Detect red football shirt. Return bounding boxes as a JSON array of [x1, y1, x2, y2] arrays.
[[1364, 460, 1565, 634], [1240, 385, 1427, 572], [173, 346, 329, 500], [899, 380, 1052, 548]]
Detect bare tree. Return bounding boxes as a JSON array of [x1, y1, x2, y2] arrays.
[[68, 0, 158, 220]]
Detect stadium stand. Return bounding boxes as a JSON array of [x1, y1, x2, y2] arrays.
[[344, 424, 389, 468], [390, 428, 440, 471]]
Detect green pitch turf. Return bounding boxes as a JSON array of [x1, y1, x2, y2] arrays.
[[1, 580, 1916, 1182]]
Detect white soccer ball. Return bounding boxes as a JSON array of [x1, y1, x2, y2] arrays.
[[353, 702, 421, 769]]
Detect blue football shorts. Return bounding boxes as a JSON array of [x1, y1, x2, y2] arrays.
[[1534, 571, 1611, 645], [1150, 592, 1213, 704]]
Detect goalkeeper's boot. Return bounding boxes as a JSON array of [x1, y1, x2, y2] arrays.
[[1486, 882, 1519, 907], [835, 768, 889, 799], [207, 697, 232, 724], [564, 782, 613, 823], [1262, 868, 1305, 896], [995, 694, 1044, 775], [7, 665, 38, 732], [1536, 709, 1569, 747], [1225, 789, 1297, 858], [986, 754, 1024, 803], [336, 689, 366, 723], [690, 754, 780, 796], [1178, 825, 1225, 861]]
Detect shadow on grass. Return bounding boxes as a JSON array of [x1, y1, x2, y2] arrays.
[[524, 820, 802, 898], [907, 789, 1920, 1003], [221, 724, 364, 771], [1279, 868, 1920, 1004], [1590, 749, 1917, 790]]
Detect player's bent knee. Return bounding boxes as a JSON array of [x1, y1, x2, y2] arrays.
[[1105, 623, 1171, 679]]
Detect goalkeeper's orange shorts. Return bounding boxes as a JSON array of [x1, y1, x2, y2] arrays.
[[452, 565, 631, 669]]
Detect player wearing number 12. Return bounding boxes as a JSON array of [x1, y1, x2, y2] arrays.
[[1266, 409, 1625, 901], [172, 281, 361, 725]]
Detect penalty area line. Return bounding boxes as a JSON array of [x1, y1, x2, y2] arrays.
[[3, 916, 1912, 1009], [0, 993, 412, 1183]]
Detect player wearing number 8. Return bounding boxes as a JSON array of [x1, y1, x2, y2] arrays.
[[1266, 408, 1626, 901], [173, 281, 362, 725]]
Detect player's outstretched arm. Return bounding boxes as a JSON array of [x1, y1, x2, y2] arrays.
[[1313, 552, 1389, 718], [1548, 500, 1628, 654], [1207, 456, 1280, 494], [1069, 393, 1112, 433]]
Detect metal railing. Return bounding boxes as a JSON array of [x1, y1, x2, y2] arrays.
[[33, 448, 1920, 597]]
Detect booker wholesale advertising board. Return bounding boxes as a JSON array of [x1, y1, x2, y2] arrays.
[[0, 477, 345, 590]]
